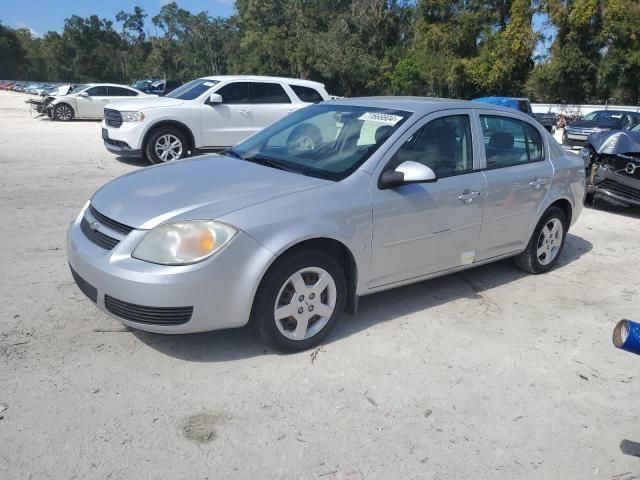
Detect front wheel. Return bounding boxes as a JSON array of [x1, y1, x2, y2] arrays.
[[253, 250, 346, 352], [144, 127, 189, 165], [514, 206, 567, 274], [54, 103, 74, 121]]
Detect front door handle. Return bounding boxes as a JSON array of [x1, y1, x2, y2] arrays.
[[458, 190, 481, 204], [529, 178, 546, 189], [239, 109, 250, 115]]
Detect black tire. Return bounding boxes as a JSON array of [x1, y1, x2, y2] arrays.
[[144, 127, 189, 165], [253, 250, 347, 352], [54, 103, 74, 121], [561, 130, 568, 145], [286, 124, 322, 152], [514, 206, 568, 274]]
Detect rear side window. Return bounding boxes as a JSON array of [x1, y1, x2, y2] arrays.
[[289, 85, 323, 103], [250, 82, 291, 104], [109, 87, 137, 97], [85, 86, 109, 96], [480, 115, 543, 169], [216, 82, 250, 104]]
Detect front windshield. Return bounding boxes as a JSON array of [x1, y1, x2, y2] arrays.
[[70, 84, 89, 93], [232, 104, 411, 181], [581, 110, 624, 122], [166, 78, 219, 100]]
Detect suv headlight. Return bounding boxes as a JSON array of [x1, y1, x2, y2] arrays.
[[132, 221, 237, 265], [121, 111, 145, 122]]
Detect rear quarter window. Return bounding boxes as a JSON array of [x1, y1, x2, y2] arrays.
[[289, 85, 324, 103]]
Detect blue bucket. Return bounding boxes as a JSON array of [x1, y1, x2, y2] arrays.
[[613, 320, 640, 356]]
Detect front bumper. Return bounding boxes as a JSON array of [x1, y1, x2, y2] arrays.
[[103, 139, 143, 158], [592, 167, 640, 207], [66, 206, 275, 334], [563, 131, 588, 147], [101, 120, 146, 156]]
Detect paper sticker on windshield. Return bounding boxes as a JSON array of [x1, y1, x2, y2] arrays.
[[358, 112, 403, 125], [203, 81, 215, 87]]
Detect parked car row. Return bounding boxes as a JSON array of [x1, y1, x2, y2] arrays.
[[0, 81, 58, 95]]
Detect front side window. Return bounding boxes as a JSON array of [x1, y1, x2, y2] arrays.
[[216, 82, 250, 104], [480, 115, 543, 169], [233, 104, 411, 181], [85, 86, 108, 96], [166, 78, 220, 100], [388, 115, 474, 178], [250, 82, 291, 104]]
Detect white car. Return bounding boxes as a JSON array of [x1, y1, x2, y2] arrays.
[[100, 75, 330, 164], [48, 83, 151, 121]]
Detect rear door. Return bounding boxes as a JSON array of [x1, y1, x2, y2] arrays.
[[474, 111, 553, 261], [249, 81, 296, 129], [200, 81, 254, 147], [77, 86, 109, 118]]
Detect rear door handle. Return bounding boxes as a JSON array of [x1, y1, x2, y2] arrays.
[[529, 178, 546, 189], [458, 191, 481, 204]]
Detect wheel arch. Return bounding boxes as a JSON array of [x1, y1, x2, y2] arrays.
[[252, 236, 359, 317], [53, 101, 75, 118], [143, 120, 196, 152]]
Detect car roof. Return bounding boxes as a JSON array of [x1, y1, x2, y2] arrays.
[[202, 75, 325, 88], [324, 96, 526, 116], [84, 83, 137, 88]]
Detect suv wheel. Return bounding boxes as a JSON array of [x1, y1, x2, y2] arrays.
[[514, 206, 567, 274], [54, 104, 74, 121], [145, 127, 188, 164], [253, 250, 346, 352]]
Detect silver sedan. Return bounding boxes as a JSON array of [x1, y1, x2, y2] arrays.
[[67, 98, 586, 351]]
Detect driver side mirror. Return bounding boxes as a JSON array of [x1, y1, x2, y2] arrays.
[[208, 93, 223, 104], [79, 91, 89, 97], [378, 161, 437, 189]]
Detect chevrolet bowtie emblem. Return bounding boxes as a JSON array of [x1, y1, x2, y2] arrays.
[[89, 221, 100, 231]]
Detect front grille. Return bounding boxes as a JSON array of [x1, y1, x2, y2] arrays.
[[89, 205, 133, 235], [81, 217, 120, 250], [104, 138, 131, 149], [69, 265, 98, 303], [105, 295, 193, 325], [598, 179, 640, 203], [104, 109, 123, 128]]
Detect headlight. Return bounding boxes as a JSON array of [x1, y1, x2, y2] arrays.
[[132, 221, 237, 265], [121, 111, 145, 122]]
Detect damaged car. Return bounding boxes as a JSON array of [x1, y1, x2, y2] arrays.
[[581, 125, 640, 206]]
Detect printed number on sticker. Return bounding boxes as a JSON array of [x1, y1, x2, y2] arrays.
[[358, 112, 403, 125]]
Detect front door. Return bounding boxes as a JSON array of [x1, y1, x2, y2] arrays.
[[249, 81, 298, 130], [369, 111, 486, 288], [474, 112, 553, 261], [77, 86, 109, 118], [201, 82, 254, 147]]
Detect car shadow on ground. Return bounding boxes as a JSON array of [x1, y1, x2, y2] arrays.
[[115, 156, 149, 167], [587, 198, 640, 219], [131, 233, 593, 362]]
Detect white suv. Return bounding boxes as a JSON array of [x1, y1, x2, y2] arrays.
[[101, 75, 330, 164]]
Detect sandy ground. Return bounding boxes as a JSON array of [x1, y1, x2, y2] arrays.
[[0, 90, 639, 480]]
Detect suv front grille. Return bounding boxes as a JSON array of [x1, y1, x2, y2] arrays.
[[598, 179, 640, 203], [105, 295, 193, 325], [104, 109, 123, 128]]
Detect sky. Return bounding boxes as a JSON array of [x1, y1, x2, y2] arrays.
[[2, 0, 236, 36]]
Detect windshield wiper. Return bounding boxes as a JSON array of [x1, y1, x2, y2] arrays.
[[244, 155, 302, 174]]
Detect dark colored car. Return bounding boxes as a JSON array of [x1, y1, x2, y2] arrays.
[[472, 97, 556, 132], [142, 79, 182, 96], [563, 110, 640, 147], [581, 124, 640, 207]]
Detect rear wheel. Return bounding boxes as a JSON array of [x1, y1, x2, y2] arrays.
[[514, 206, 567, 274], [253, 250, 346, 352], [54, 103, 74, 121], [145, 127, 189, 165]]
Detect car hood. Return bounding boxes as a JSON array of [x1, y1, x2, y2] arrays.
[[104, 97, 184, 110], [588, 130, 640, 155], [90, 154, 332, 230], [570, 119, 621, 129]]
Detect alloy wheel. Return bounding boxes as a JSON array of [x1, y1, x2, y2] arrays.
[[536, 218, 563, 266], [56, 105, 72, 121], [273, 267, 337, 341], [154, 134, 183, 162]]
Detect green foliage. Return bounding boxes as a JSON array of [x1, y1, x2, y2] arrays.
[[0, 0, 638, 103]]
